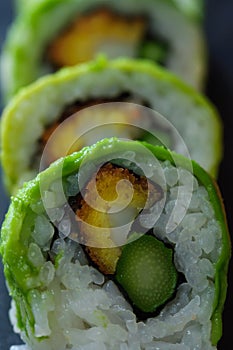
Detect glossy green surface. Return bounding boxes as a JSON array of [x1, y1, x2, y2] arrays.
[[116, 235, 178, 312]]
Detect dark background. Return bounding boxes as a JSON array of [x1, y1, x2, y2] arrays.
[[0, 0, 232, 349]]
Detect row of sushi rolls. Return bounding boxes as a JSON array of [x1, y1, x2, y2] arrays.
[[0, 1, 231, 349]]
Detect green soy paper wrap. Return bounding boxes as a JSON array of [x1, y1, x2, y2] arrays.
[[0, 58, 222, 194], [1, 0, 206, 101], [0, 138, 230, 349]]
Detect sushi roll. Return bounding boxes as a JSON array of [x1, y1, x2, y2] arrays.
[[0, 138, 230, 350], [0, 58, 222, 195], [1, 0, 206, 101]]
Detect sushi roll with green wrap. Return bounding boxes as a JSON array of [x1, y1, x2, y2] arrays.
[[0, 138, 230, 349], [1, 0, 206, 101], [0, 58, 222, 195]]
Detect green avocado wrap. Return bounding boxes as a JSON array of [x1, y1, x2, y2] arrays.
[[0, 138, 230, 349], [1, 0, 206, 101], [0, 58, 222, 194]]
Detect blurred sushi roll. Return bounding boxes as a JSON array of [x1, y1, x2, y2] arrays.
[[0, 58, 222, 195], [0, 138, 230, 350], [1, 0, 206, 101]]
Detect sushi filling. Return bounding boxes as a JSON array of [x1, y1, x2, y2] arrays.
[[38, 96, 174, 169], [66, 162, 177, 314], [46, 8, 168, 69], [49, 161, 177, 315], [76, 162, 163, 272], [10, 154, 222, 349]]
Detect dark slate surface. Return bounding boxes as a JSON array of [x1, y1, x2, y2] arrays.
[[0, 0, 232, 349]]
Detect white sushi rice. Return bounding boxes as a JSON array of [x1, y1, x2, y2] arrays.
[[9, 159, 220, 350]]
